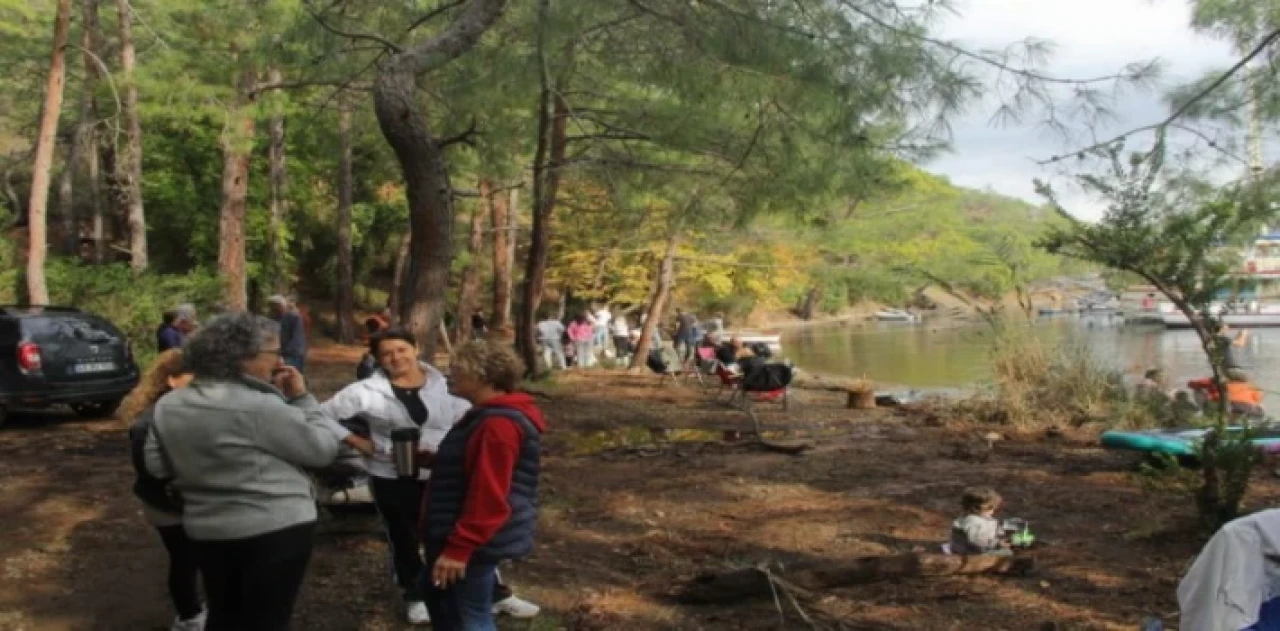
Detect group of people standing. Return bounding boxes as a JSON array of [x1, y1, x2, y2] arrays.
[[155, 297, 309, 373], [128, 307, 545, 630], [533, 304, 726, 371]]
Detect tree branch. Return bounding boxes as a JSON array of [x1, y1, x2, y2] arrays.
[[305, 3, 404, 53], [437, 117, 480, 148], [1039, 28, 1280, 164], [393, 0, 508, 76], [405, 0, 467, 34]]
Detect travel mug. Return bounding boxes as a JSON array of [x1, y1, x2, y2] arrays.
[[390, 427, 421, 478]]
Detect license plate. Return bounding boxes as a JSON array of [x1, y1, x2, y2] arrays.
[[73, 362, 117, 374]]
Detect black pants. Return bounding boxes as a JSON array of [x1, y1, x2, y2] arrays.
[[156, 524, 203, 620], [195, 521, 316, 631], [369, 477, 515, 604], [370, 476, 427, 602]]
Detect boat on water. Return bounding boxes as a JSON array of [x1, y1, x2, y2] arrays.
[[723, 330, 782, 350], [874, 308, 919, 323], [1161, 312, 1280, 328]]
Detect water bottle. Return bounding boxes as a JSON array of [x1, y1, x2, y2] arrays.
[[391, 427, 420, 478]]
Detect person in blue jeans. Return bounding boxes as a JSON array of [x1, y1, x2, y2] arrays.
[[419, 340, 545, 631]]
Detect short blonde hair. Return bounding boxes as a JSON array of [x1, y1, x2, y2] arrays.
[[960, 487, 1002, 514], [451, 340, 525, 392]]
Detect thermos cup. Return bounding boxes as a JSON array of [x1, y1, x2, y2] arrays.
[[391, 427, 421, 478]]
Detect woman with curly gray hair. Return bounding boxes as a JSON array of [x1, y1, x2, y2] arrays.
[[144, 312, 339, 631]]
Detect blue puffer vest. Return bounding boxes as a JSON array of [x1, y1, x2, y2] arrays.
[[423, 407, 540, 563]]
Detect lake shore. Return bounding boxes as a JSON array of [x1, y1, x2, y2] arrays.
[[1, 342, 1271, 629]]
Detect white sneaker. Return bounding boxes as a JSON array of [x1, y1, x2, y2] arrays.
[[406, 601, 431, 625], [493, 595, 541, 618], [170, 609, 206, 631]]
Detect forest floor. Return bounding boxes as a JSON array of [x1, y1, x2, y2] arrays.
[[0, 341, 1270, 630]]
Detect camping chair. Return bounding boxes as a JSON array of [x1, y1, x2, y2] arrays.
[[713, 362, 743, 401], [645, 346, 685, 386], [683, 346, 718, 388]]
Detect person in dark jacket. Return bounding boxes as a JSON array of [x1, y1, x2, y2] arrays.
[[121, 349, 202, 630], [420, 340, 546, 631], [157, 311, 184, 353], [268, 295, 308, 374]]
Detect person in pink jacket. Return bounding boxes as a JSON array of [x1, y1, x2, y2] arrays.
[[566, 312, 596, 368]]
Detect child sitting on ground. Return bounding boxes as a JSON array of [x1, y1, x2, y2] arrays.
[[950, 487, 1012, 556]]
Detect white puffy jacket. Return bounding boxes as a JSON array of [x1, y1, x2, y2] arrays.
[[319, 363, 471, 480]]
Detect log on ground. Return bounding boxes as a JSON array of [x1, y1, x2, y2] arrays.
[[672, 553, 1035, 604]]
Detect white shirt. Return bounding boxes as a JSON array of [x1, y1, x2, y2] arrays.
[[318, 363, 471, 480], [594, 309, 612, 328], [612, 319, 629, 337], [1178, 508, 1280, 630]]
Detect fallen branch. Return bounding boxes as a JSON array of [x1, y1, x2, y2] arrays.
[[672, 553, 1034, 605]]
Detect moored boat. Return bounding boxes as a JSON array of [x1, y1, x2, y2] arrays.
[[874, 308, 918, 322]]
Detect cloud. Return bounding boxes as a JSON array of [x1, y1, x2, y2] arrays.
[[926, 0, 1238, 220]]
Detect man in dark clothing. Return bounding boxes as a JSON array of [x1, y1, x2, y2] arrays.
[[1215, 324, 1249, 374], [268, 295, 308, 373], [157, 311, 183, 352], [673, 308, 698, 363]]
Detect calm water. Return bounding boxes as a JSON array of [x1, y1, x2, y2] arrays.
[[781, 315, 1280, 394]]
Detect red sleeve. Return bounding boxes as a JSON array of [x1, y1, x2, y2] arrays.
[[441, 416, 524, 564]]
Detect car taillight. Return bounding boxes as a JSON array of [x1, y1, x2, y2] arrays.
[[17, 342, 41, 374]]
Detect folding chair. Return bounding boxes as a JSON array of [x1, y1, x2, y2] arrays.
[[682, 346, 717, 388]]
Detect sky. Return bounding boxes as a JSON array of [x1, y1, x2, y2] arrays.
[[929, 0, 1239, 219]]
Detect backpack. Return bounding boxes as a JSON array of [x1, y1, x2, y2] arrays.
[[646, 348, 669, 374], [740, 361, 793, 392]]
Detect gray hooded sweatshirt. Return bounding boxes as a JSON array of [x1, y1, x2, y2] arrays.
[[145, 376, 339, 541]]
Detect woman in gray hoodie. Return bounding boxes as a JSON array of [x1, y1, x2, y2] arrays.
[[145, 313, 339, 631]]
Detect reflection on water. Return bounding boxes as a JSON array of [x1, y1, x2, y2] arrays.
[[781, 315, 1280, 393]]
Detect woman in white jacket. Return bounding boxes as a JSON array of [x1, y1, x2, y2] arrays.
[[320, 329, 538, 626]]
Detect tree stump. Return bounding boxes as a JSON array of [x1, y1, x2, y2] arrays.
[[672, 553, 1034, 604], [847, 389, 876, 409]]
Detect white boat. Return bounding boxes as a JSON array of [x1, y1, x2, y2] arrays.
[[1161, 312, 1280, 328], [724, 330, 782, 350], [875, 308, 918, 322]]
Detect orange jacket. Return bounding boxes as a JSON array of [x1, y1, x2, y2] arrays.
[[1187, 378, 1263, 405]]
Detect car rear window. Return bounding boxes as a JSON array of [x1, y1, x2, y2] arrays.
[[22, 315, 123, 344]]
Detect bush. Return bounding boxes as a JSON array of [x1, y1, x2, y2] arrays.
[[961, 325, 1145, 429], [13, 258, 223, 367]]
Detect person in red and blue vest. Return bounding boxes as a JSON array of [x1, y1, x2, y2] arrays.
[[418, 340, 545, 631]]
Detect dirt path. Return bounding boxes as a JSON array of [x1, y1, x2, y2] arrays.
[[1, 342, 1275, 630]]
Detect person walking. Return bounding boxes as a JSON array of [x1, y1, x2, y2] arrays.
[[144, 313, 339, 630], [123, 349, 203, 630], [319, 329, 539, 625], [567, 312, 595, 368], [267, 295, 308, 374], [420, 340, 546, 631], [535, 313, 566, 371]]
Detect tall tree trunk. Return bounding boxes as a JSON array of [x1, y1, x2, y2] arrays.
[[456, 189, 486, 343], [389, 232, 410, 323], [372, 0, 507, 360], [217, 69, 256, 311], [629, 232, 679, 370], [26, 0, 73, 306], [490, 183, 512, 331], [517, 3, 571, 372], [798, 286, 821, 320], [82, 0, 104, 263], [335, 103, 356, 344], [115, 0, 146, 272], [267, 67, 289, 293]]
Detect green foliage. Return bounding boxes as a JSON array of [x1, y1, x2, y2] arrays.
[[1038, 137, 1280, 531], [12, 258, 222, 365]]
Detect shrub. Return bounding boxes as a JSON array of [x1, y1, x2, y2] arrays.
[[963, 325, 1143, 429], [13, 258, 223, 366]]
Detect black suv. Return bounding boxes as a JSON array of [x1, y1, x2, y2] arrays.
[[0, 306, 140, 426]]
